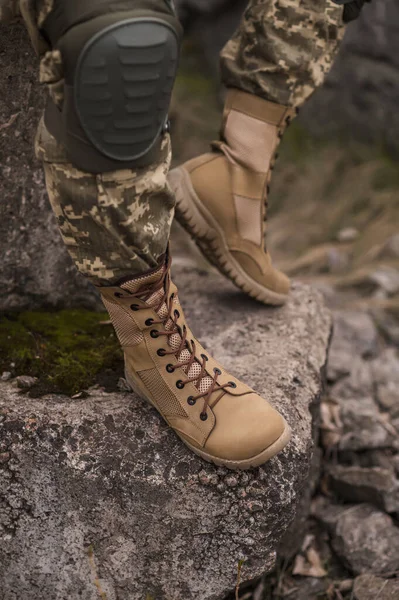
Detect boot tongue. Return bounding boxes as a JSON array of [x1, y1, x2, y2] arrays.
[[121, 266, 215, 396], [120, 263, 165, 296], [121, 263, 169, 320]]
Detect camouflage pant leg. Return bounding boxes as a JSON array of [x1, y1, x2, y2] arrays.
[[18, 0, 176, 286], [220, 0, 345, 108], [35, 120, 175, 286]]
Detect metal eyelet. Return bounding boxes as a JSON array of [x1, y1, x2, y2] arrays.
[[214, 368, 222, 375], [157, 349, 166, 357], [174, 310, 180, 318], [201, 354, 209, 361], [187, 396, 196, 406], [130, 304, 139, 311], [229, 381, 237, 388], [166, 364, 174, 373], [145, 318, 154, 327], [176, 380, 185, 390], [114, 292, 123, 298], [150, 330, 159, 339], [200, 412, 208, 421]]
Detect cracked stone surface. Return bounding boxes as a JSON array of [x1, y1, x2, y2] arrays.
[[327, 465, 399, 514], [0, 275, 331, 600], [314, 499, 399, 576], [0, 21, 100, 311], [354, 574, 399, 600]]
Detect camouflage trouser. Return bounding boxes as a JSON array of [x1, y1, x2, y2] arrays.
[[220, 0, 345, 108], [15, 0, 178, 286], [35, 121, 175, 285], [1, 0, 345, 285]]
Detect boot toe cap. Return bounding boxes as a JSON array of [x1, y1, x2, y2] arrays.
[[205, 393, 287, 462], [230, 250, 290, 299]]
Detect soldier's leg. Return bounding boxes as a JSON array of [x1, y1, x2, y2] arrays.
[[220, 0, 345, 109], [35, 119, 175, 285], [170, 1, 366, 305], [19, 0, 291, 469], [22, 0, 182, 285]]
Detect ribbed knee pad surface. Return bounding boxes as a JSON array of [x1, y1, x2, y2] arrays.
[[75, 18, 179, 162]]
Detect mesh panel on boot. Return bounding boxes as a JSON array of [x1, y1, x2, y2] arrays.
[[168, 324, 213, 393], [123, 269, 216, 396], [138, 368, 187, 418], [121, 265, 165, 295], [102, 298, 143, 346], [141, 289, 215, 395]]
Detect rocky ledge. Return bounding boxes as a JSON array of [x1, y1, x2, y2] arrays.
[[0, 274, 331, 600]]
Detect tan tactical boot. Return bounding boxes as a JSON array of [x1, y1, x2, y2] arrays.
[[98, 254, 291, 469], [169, 89, 295, 305]]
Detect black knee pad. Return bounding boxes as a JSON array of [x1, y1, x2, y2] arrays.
[[42, 2, 182, 173], [332, 0, 370, 23]]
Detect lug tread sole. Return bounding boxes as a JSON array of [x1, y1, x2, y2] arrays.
[[169, 167, 288, 306]]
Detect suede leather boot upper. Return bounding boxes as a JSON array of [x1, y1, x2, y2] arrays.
[[169, 89, 295, 305], [98, 255, 290, 469]]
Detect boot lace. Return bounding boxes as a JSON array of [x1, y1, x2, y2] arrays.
[[131, 266, 234, 420]]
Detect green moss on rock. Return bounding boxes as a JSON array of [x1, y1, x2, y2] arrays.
[[0, 311, 123, 396]]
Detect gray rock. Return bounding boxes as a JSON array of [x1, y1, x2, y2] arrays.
[[337, 397, 397, 452], [327, 310, 378, 383], [0, 372, 11, 382], [392, 455, 399, 477], [329, 358, 374, 399], [278, 446, 323, 561], [328, 465, 399, 513], [382, 234, 399, 259], [117, 377, 131, 393], [15, 375, 38, 390], [371, 349, 399, 418], [371, 309, 399, 347], [0, 279, 332, 600], [368, 268, 399, 296], [282, 578, 327, 600], [354, 574, 399, 600], [376, 382, 399, 418], [343, 449, 399, 472], [338, 579, 354, 594], [337, 227, 359, 243], [0, 21, 101, 311], [324, 247, 351, 275], [328, 347, 399, 453], [314, 499, 399, 576]]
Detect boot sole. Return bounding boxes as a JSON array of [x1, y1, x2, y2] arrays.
[[169, 166, 288, 306], [125, 368, 291, 470]]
